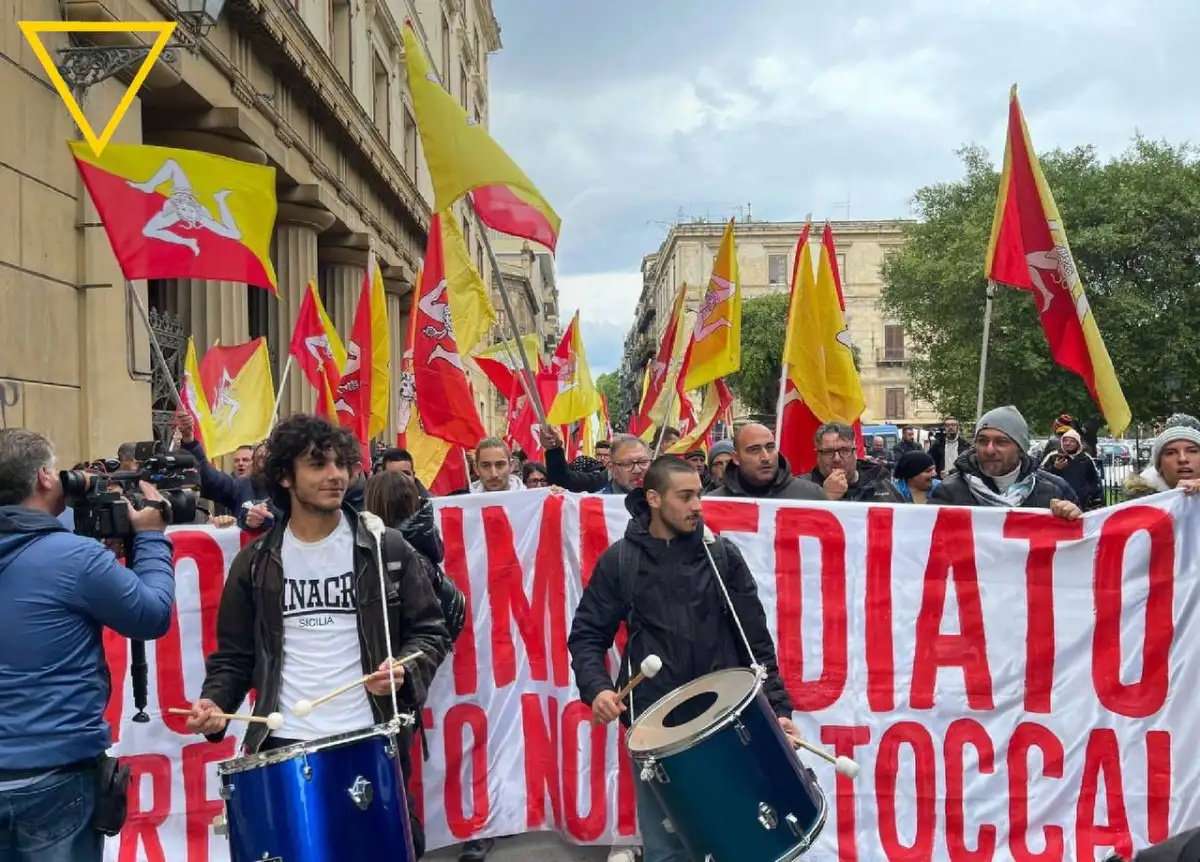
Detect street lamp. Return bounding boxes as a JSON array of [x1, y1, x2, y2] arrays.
[[54, 0, 227, 97], [1164, 369, 1182, 410]]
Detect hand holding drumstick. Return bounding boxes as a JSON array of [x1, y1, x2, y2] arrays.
[[592, 655, 662, 725]]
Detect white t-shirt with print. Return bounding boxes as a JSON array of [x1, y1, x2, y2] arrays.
[[276, 513, 373, 741]]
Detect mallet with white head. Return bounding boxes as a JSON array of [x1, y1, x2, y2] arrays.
[[168, 707, 284, 731], [292, 650, 426, 718], [615, 654, 663, 702], [792, 736, 860, 780]]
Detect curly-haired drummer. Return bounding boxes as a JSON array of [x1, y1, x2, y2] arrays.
[[568, 456, 800, 862], [184, 414, 450, 858]]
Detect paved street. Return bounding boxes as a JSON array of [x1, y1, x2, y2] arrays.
[[428, 834, 614, 861]]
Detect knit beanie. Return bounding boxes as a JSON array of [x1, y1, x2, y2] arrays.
[[1060, 428, 1082, 449], [1151, 414, 1200, 468], [895, 450, 935, 481], [976, 405, 1031, 453], [708, 439, 734, 466]]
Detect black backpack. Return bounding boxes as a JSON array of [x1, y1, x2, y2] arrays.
[[380, 529, 466, 645]]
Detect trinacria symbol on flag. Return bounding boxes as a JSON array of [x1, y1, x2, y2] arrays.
[[126, 159, 244, 256], [694, 274, 736, 341], [419, 280, 463, 368], [210, 370, 241, 428]]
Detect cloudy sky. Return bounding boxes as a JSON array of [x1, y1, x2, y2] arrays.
[[487, 0, 1200, 373]]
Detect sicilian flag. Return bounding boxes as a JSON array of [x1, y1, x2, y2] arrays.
[[289, 281, 346, 419], [540, 313, 602, 426], [179, 337, 215, 448], [67, 141, 277, 291], [336, 248, 391, 452], [985, 85, 1131, 436], [197, 339, 275, 458], [634, 284, 687, 437], [683, 219, 741, 391], [403, 23, 560, 251]]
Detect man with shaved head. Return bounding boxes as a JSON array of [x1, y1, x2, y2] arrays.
[[706, 423, 825, 500]]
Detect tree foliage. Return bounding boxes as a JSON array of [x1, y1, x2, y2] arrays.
[[727, 292, 790, 416], [595, 370, 621, 414], [881, 137, 1200, 433]]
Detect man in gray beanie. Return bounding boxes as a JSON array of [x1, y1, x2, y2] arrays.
[[931, 405, 1081, 518], [1124, 413, 1200, 499]]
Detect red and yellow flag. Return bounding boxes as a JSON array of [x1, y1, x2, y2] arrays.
[[668, 379, 733, 456], [336, 250, 390, 446], [397, 292, 471, 494], [289, 281, 346, 419], [402, 23, 561, 251], [634, 284, 687, 435], [541, 312, 602, 426], [683, 220, 741, 390], [197, 338, 275, 458], [179, 337, 215, 448], [985, 86, 1130, 436], [413, 216, 487, 448], [68, 141, 277, 291], [441, 214, 497, 352]]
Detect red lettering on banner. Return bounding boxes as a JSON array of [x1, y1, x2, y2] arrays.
[[820, 725, 871, 862], [117, 753, 172, 862], [1093, 506, 1175, 718], [876, 722, 937, 861], [1147, 730, 1172, 843], [440, 507, 478, 696], [911, 509, 994, 710], [865, 507, 894, 713], [1007, 722, 1064, 861], [443, 704, 489, 839], [484, 501, 568, 688], [1076, 729, 1133, 859], [158, 531, 226, 734], [408, 708, 434, 826], [774, 508, 847, 711], [103, 628, 128, 742], [521, 694, 562, 829], [182, 738, 234, 862], [700, 499, 761, 535], [562, 700, 607, 841], [616, 726, 637, 837], [1003, 513, 1083, 714], [579, 498, 625, 674], [944, 718, 996, 860]]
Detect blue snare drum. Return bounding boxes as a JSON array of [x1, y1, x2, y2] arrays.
[[214, 724, 415, 862], [627, 668, 827, 862]]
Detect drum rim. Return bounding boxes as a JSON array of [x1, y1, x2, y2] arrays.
[[627, 667, 763, 758], [216, 723, 398, 775]]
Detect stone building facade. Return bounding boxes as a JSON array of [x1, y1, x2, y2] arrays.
[[0, 0, 507, 465], [621, 219, 939, 429]]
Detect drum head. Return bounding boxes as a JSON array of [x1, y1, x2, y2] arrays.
[[627, 668, 758, 755]]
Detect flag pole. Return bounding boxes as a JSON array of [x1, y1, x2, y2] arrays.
[[774, 363, 790, 439], [490, 332, 541, 417], [268, 355, 294, 433], [125, 280, 184, 411], [975, 282, 997, 426], [467, 197, 550, 428]]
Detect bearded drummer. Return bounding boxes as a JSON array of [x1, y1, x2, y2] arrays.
[[184, 415, 451, 859], [568, 456, 800, 862]]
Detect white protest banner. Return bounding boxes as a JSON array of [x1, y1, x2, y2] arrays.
[[102, 491, 1200, 861]]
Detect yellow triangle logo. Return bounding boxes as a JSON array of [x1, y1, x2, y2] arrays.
[[18, 20, 177, 158]]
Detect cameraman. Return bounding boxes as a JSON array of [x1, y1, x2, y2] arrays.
[[0, 429, 176, 861]]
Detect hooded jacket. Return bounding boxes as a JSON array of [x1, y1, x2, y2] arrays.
[[567, 490, 792, 728], [705, 452, 827, 501], [0, 507, 176, 770], [398, 499, 444, 568], [810, 459, 906, 504]]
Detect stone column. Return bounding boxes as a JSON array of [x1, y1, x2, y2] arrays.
[[274, 202, 337, 417], [174, 281, 251, 349], [319, 247, 367, 337]]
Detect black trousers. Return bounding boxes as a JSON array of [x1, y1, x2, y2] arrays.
[[259, 735, 425, 859]]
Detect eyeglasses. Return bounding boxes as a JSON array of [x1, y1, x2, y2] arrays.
[[614, 459, 651, 471], [526, 477, 548, 487], [817, 447, 856, 458]]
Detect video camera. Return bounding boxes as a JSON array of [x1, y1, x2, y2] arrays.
[[60, 441, 201, 539]]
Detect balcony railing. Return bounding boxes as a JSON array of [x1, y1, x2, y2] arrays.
[[876, 347, 907, 365]]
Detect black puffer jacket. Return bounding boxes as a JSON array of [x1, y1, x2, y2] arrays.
[[706, 453, 826, 501], [930, 452, 1078, 508], [568, 490, 792, 728], [810, 459, 905, 503], [398, 500, 444, 568]]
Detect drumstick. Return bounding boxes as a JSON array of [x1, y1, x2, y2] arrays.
[[292, 650, 424, 718], [592, 655, 663, 724], [167, 707, 284, 730], [792, 737, 859, 779]]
